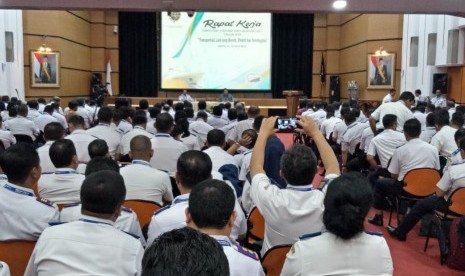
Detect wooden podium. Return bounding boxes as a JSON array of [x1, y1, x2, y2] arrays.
[[283, 90, 304, 117]]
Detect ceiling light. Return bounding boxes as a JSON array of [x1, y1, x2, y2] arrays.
[[333, 0, 347, 9]]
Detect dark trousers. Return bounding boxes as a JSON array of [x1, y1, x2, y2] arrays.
[[396, 195, 448, 236], [372, 178, 404, 210], [368, 168, 391, 188]]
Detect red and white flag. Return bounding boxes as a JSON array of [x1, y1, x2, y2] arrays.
[[106, 60, 113, 96]]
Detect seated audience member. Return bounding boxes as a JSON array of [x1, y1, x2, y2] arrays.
[[359, 108, 376, 154], [120, 135, 173, 205], [26, 100, 41, 120], [0, 116, 16, 148], [34, 105, 58, 133], [296, 101, 307, 116], [50, 102, 68, 129], [367, 114, 406, 185], [178, 89, 193, 103], [388, 137, 465, 241], [308, 102, 327, 127], [138, 99, 150, 118], [415, 89, 428, 104], [37, 122, 65, 173], [142, 227, 229, 276], [227, 106, 260, 145], [76, 139, 110, 173], [220, 109, 238, 137], [413, 103, 427, 130], [450, 129, 465, 165], [341, 109, 368, 172], [25, 171, 144, 275], [146, 150, 246, 247], [0, 143, 59, 241], [430, 109, 458, 157], [38, 139, 84, 204], [119, 112, 153, 157], [451, 111, 464, 129], [368, 119, 440, 226], [184, 107, 195, 123], [146, 107, 161, 135], [86, 107, 121, 158], [4, 103, 39, 141], [114, 106, 133, 135], [208, 105, 229, 129], [65, 115, 97, 163], [175, 118, 202, 151], [382, 89, 396, 104], [249, 116, 340, 255], [301, 101, 314, 117], [331, 107, 351, 147], [369, 91, 415, 133], [319, 105, 342, 140], [189, 111, 214, 146], [420, 113, 437, 143], [186, 179, 265, 276], [75, 98, 92, 128], [150, 113, 187, 175], [281, 173, 393, 276], [431, 89, 447, 108]]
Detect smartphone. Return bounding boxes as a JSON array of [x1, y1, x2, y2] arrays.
[[275, 117, 298, 132]]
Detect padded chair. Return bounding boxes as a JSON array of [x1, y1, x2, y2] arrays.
[[261, 245, 292, 276], [247, 207, 265, 245], [424, 187, 465, 253], [0, 240, 36, 276], [123, 200, 162, 228], [388, 168, 441, 226]]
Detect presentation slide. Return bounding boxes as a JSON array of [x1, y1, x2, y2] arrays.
[[161, 12, 271, 90]]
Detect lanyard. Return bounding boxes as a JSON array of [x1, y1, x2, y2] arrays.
[[55, 170, 79, 175], [155, 134, 171, 138], [79, 219, 112, 226], [3, 183, 34, 197], [132, 160, 151, 167], [287, 186, 313, 192], [216, 239, 231, 247], [173, 197, 189, 204]]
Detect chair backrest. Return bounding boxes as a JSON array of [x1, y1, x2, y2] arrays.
[[448, 188, 465, 216], [247, 207, 265, 241], [123, 200, 162, 228], [402, 168, 441, 197], [0, 240, 36, 276], [13, 135, 33, 144], [261, 245, 292, 276]]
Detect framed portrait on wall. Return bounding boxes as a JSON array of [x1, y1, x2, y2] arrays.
[[367, 53, 395, 89], [30, 51, 60, 88]]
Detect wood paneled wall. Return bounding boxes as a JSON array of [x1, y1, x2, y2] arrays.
[[312, 14, 403, 101]]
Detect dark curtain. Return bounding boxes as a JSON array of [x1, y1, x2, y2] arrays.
[[119, 12, 157, 97], [271, 14, 314, 98]]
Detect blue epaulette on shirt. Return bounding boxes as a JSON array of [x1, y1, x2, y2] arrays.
[[122, 206, 133, 213], [123, 231, 140, 240], [36, 197, 55, 207], [62, 202, 80, 208], [299, 232, 321, 240], [452, 148, 460, 155], [153, 205, 170, 216], [48, 221, 66, 226], [237, 245, 259, 260], [365, 231, 383, 236]]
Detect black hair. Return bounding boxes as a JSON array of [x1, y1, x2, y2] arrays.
[[7, 103, 17, 118], [241, 129, 258, 149], [97, 107, 113, 123], [189, 179, 235, 229], [399, 91, 415, 102], [212, 105, 222, 116], [252, 115, 265, 130], [43, 105, 54, 114], [174, 102, 185, 112], [227, 109, 238, 121], [174, 110, 188, 123], [177, 119, 191, 138], [456, 105, 465, 115], [426, 113, 436, 127], [81, 170, 126, 214], [44, 122, 65, 141], [237, 112, 248, 121], [207, 129, 225, 147], [247, 106, 260, 117], [27, 100, 39, 110], [451, 112, 464, 127], [88, 139, 109, 159], [460, 137, 465, 151], [49, 139, 77, 168], [184, 107, 194, 119], [339, 107, 351, 119], [196, 111, 209, 122], [156, 113, 174, 133], [454, 128, 465, 143], [415, 89, 421, 95], [280, 144, 317, 186], [149, 107, 161, 119], [17, 104, 28, 117], [323, 173, 373, 240], [198, 100, 207, 110], [0, 143, 39, 183], [343, 109, 357, 124], [224, 102, 231, 109], [139, 99, 149, 110], [132, 115, 148, 126], [68, 115, 85, 127], [177, 150, 212, 189], [76, 98, 85, 107], [85, 157, 120, 176], [142, 227, 229, 276], [403, 118, 422, 138], [382, 114, 397, 128], [166, 99, 173, 106], [434, 109, 450, 127]]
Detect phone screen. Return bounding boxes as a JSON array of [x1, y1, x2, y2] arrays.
[[275, 117, 298, 132]]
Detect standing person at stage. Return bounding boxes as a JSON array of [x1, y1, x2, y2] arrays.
[[382, 89, 396, 104], [219, 88, 234, 102], [179, 89, 193, 103], [431, 89, 447, 108]]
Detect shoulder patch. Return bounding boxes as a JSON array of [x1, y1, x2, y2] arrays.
[[123, 231, 140, 240], [237, 245, 259, 260], [122, 206, 133, 213], [62, 202, 80, 208], [299, 232, 322, 240], [365, 231, 383, 236], [153, 205, 170, 216], [36, 197, 55, 207]]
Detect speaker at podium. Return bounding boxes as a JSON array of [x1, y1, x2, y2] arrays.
[[329, 75, 340, 103]]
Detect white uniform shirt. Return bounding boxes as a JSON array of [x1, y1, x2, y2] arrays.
[[76, 107, 92, 129], [308, 109, 327, 127], [220, 120, 237, 138], [250, 173, 329, 255], [52, 111, 68, 129], [147, 193, 246, 247], [360, 126, 374, 153], [0, 182, 59, 241], [65, 129, 97, 163], [150, 134, 188, 176], [116, 120, 133, 135], [281, 232, 393, 276], [212, 235, 265, 276], [367, 129, 406, 168], [24, 215, 144, 276], [320, 116, 342, 140], [178, 94, 193, 102], [0, 129, 15, 148], [189, 120, 214, 145], [227, 118, 254, 142], [33, 114, 58, 132], [38, 169, 85, 204], [371, 101, 414, 131], [27, 109, 41, 120], [430, 125, 457, 157], [413, 111, 427, 130], [437, 161, 465, 200], [332, 121, 347, 144], [239, 150, 253, 182], [301, 109, 314, 117], [203, 146, 239, 172], [341, 122, 367, 155], [431, 95, 447, 108], [146, 118, 157, 135], [388, 138, 440, 181], [180, 134, 202, 151], [208, 116, 229, 129], [420, 126, 437, 144], [382, 93, 393, 103], [120, 160, 173, 205], [86, 123, 122, 158], [4, 116, 39, 140], [118, 126, 153, 155], [60, 204, 145, 246], [37, 141, 56, 173]]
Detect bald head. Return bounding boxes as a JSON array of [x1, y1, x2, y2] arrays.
[[129, 135, 153, 161]]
